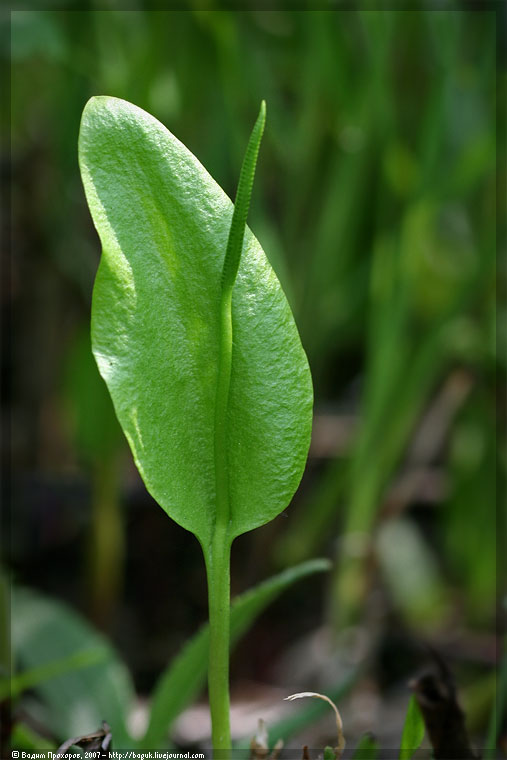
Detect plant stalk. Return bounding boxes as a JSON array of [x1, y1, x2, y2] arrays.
[[206, 527, 232, 756]]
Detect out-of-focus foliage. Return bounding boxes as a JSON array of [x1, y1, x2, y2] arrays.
[[12, 587, 135, 745], [352, 733, 379, 759], [399, 695, 425, 760], [64, 328, 122, 463], [64, 327, 126, 627]]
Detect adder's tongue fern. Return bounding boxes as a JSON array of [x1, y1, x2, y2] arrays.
[[213, 100, 267, 535], [221, 101, 266, 291], [211, 101, 266, 753], [80, 94, 312, 756]]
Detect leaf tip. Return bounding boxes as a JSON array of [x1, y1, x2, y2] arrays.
[[257, 100, 266, 132]]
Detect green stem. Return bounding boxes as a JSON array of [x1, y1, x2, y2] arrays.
[[208, 102, 266, 756], [206, 527, 232, 753]]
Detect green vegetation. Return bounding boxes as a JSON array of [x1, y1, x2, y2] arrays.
[[10, 561, 329, 750], [7, 8, 500, 757], [399, 695, 425, 760], [79, 96, 312, 751]]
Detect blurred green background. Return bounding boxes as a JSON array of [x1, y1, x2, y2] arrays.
[[6, 6, 503, 755]]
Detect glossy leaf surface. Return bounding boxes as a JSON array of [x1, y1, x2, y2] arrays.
[[78, 96, 313, 547]]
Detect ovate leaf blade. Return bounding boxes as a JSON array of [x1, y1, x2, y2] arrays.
[[78, 97, 313, 548]]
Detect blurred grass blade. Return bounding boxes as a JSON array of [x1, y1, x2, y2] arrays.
[[376, 518, 447, 628], [352, 733, 378, 759], [12, 588, 134, 746], [0, 571, 9, 680], [3, 648, 108, 700], [277, 457, 348, 567], [141, 559, 330, 749], [11, 723, 56, 752], [399, 694, 425, 760], [64, 328, 125, 627], [485, 645, 507, 752]]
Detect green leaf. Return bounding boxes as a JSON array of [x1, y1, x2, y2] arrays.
[[78, 96, 313, 549], [11, 723, 56, 752], [352, 733, 379, 759], [2, 648, 109, 701], [486, 646, 507, 751], [12, 588, 134, 747], [399, 694, 425, 760], [141, 558, 330, 749]]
